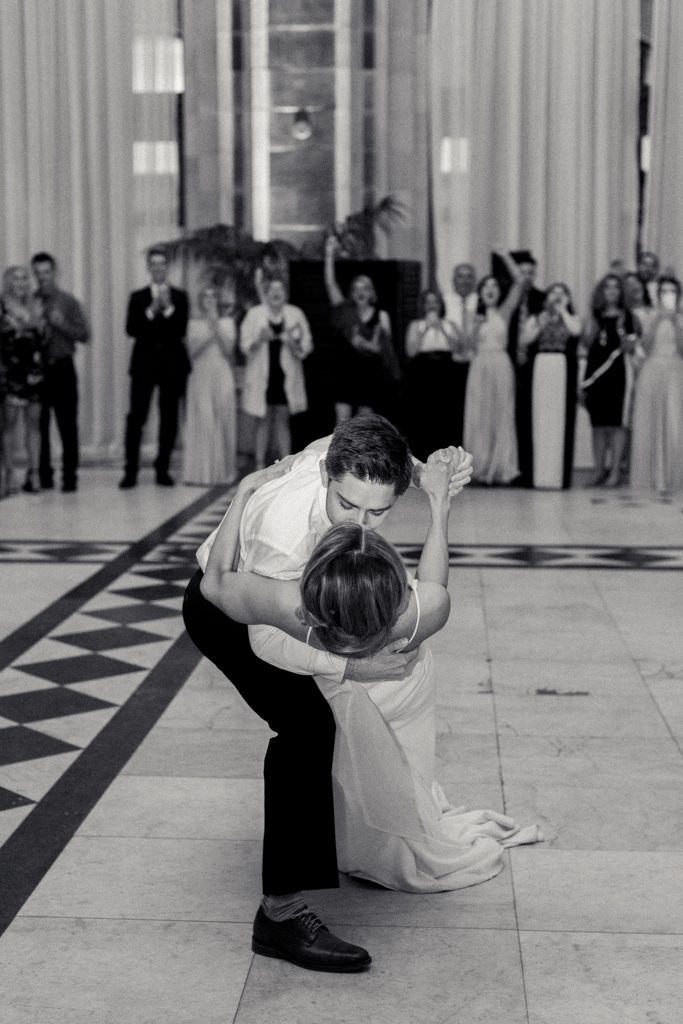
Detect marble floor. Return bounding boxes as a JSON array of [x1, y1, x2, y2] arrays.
[[0, 468, 682, 1024]]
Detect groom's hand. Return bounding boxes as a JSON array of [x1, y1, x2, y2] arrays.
[[344, 645, 420, 682]]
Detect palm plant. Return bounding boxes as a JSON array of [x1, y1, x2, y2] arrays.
[[152, 195, 405, 312]]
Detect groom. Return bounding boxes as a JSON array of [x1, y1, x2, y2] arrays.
[[183, 414, 472, 972]]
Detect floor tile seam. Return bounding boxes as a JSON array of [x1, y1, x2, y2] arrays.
[[232, 955, 257, 1024], [9, 913, 523, 932], [477, 571, 532, 1022], [65, 834, 263, 844], [590, 577, 683, 762]]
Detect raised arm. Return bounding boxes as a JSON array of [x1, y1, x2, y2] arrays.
[[387, 447, 472, 653], [495, 249, 526, 324], [323, 235, 345, 307]]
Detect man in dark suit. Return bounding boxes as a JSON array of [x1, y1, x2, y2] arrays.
[[31, 252, 90, 493], [492, 249, 545, 487], [119, 247, 190, 488], [636, 250, 660, 307]]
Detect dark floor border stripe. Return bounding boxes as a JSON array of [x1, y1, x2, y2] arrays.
[[0, 629, 201, 933], [0, 486, 228, 673]]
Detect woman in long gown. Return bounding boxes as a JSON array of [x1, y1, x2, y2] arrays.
[[463, 250, 525, 484], [183, 285, 237, 485], [207, 451, 540, 893], [519, 283, 582, 489], [630, 275, 683, 494]]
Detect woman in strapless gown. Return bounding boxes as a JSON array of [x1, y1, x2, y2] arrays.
[[464, 253, 525, 484], [630, 276, 683, 494]]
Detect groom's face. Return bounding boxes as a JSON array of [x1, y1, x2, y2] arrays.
[[321, 464, 398, 529]]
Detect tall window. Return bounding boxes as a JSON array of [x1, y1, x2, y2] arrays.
[[132, 0, 184, 269]]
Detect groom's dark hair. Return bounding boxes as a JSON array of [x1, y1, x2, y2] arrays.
[[325, 414, 413, 495]]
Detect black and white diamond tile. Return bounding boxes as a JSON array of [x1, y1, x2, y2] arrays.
[[29, 707, 120, 748], [0, 726, 80, 766], [53, 625, 168, 652], [0, 786, 34, 812], [67, 675, 149, 707], [0, 687, 115, 723], [84, 603, 181, 626], [132, 565, 195, 583], [14, 653, 145, 686], [111, 583, 187, 603], [0, 540, 127, 564], [0, 750, 82, 802], [395, 543, 683, 570]]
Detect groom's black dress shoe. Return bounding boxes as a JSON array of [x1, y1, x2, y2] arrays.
[[251, 906, 371, 972], [155, 471, 175, 487]]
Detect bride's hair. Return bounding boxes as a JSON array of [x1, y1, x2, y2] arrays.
[[300, 523, 408, 658]]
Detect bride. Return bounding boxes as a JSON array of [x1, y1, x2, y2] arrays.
[[206, 452, 540, 893]]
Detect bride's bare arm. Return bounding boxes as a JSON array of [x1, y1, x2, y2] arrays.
[[388, 448, 471, 652]]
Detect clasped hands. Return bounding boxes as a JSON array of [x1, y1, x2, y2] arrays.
[[415, 445, 474, 498]]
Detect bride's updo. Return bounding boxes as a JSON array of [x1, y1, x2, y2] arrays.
[[300, 523, 408, 658]]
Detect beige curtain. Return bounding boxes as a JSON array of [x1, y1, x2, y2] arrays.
[[642, 0, 683, 273], [429, 0, 641, 316], [0, 0, 135, 458]]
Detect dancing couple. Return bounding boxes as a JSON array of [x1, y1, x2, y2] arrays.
[[183, 413, 540, 973]]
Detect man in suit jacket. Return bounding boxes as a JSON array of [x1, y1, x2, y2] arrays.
[[120, 247, 190, 488], [636, 250, 660, 307], [31, 252, 90, 493]]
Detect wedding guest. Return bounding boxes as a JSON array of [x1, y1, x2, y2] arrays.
[[30, 252, 90, 492], [0, 266, 46, 495], [636, 250, 660, 308], [630, 275, 683, 494], [239, 276, 313, 469], [623, 272, 657, 338], [120, 247, 190, 488], [444, 262, 478, 445], [519, 283, 582, 489], [404, 289, 459, 460], [323, 235, 401, 425], [579, 273, 637, 487], [183, 285, 237, 485], [494, 249, 545, 487], [463, 250, 525, 485]]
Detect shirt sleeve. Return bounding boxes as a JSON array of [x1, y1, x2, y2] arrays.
[[248, 624, 347, 683]]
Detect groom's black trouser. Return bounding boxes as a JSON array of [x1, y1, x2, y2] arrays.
[[183, 570, 339, 895]]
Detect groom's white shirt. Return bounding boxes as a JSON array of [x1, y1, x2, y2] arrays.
[[196, 436, 348, 682]]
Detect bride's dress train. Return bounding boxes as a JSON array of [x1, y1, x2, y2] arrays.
[[318, 646, 542, 893]]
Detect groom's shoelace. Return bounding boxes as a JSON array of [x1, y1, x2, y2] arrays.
[[293, 908, 325, 937]]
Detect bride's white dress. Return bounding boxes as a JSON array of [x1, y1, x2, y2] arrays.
[[312, 584, 542, 892]]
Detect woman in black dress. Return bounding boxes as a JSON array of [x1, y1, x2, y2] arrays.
[[0, 265, 46, 495], [580, 273, 637, 487], [323, 236, 401, 425]]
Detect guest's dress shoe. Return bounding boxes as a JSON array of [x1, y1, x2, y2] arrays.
[[119, 474, 137, 490], [251, 906, 371, 972], [155, 472, 175, 487], [62, 480, 77, 493]]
